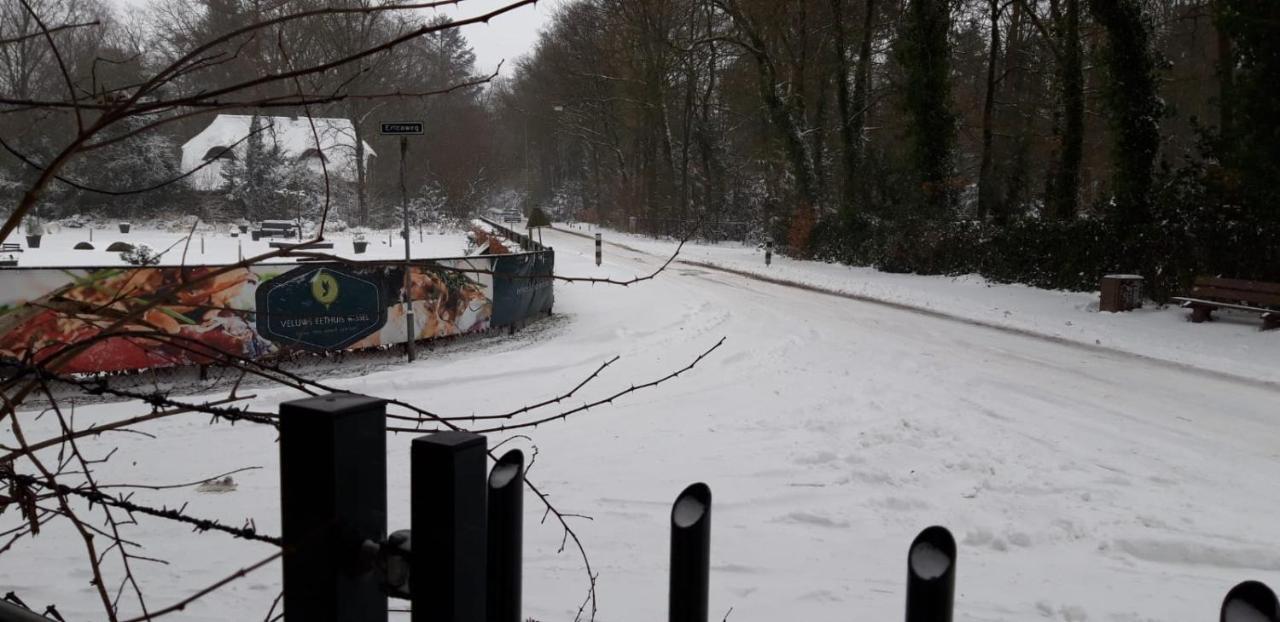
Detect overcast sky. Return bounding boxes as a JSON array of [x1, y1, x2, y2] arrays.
[[418, 0, 561, 75], [106, 0, 561, 76]]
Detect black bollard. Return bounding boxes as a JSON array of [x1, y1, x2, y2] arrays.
[[595, 233, 602, 266], [279, 394, 388, 622], [669, 482, 712, 622], [905, 526, 956, 622], [1222, 581, 1280, 622], [486, 449, 525, 622], [412, 431, 487, 622], [765, 241, 773, 266]]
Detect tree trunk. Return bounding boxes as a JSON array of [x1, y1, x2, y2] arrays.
[[831, 0, 857, 220], [680, 4, 698, 222], [1087, 0, 1161, 224], [977, 0, 1001, 222], [349, 104, 370, 226], [900, 0, 957, 214], [1214, 0, 1234, 149], [1051, 0, 1083, 220], [850, 0, 876, 210], [720, 0, 819, 209]]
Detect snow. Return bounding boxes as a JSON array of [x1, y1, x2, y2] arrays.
[[559, 223, 1279, 386], [909, 541, 952, 580], [3, 226, 1279, 622], [672, 485, 710, 528], [179, 115, 376, 191]]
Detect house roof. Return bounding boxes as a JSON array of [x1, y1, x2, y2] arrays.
[[182, 114, 376, 160], [179, 114, 377, 190]]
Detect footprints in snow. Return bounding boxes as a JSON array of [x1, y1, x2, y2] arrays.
[[1036, 601, 1090, 621], [1111, 537, 1280, 571], [964, 527, 1033, 552]]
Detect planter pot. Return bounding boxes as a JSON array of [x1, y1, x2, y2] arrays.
[[353, 241, 368, 254], [238, 224, 249, 233], [118, 223, 131, 233], [251, 231, 261, 241], [26, 235, 41, 248]]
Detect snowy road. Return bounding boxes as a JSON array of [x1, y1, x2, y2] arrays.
[[5, 226, 1279, 621]]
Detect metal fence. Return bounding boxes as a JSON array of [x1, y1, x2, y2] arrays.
[[478, 217, 548, 253], [4, 393, 1278, 621]]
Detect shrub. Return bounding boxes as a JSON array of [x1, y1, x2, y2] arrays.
[[809, 205, 1280, 302], [120, 244, 161, 266]]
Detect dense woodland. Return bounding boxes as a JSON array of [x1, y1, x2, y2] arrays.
[[2, 0, 1278, 296]]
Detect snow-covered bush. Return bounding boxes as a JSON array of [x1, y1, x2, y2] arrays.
[[120, 244, 160, 266]]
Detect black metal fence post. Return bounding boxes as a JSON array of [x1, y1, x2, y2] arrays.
[[279, 394, 387, 622], [486, 449, 525, 622], [412, 431, 488, 622], [765, 241, 773, 266], [905, 526, 956, 622], [595, 233, 602, 266], [1222, 581, 1280, 622], [669, 482, 712, 622]]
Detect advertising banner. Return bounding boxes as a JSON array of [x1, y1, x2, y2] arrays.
[[0, 252, 550, 375], [490, 251, 555, 327]]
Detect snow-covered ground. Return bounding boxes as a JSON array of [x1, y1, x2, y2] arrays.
[[5, 224, 470, 267], [3, 226, 1279, 621], [560, 223, 1279, 386]]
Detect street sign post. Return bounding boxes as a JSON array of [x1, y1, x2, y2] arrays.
[[382, 121, 424, 362]]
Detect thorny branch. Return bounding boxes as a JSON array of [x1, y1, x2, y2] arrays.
[[5, 473, 282, 545], [0, 2, 717, 620]]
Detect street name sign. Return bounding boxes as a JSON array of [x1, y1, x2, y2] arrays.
[[381, 122, 423, 135]]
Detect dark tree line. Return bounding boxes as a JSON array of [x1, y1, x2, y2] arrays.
[[3, 0, 1278, 293], [493, 0, 1280, 296]]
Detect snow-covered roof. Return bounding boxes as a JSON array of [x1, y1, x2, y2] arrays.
[[180, 114, 377, 191]]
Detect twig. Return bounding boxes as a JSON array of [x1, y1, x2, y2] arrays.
[[116, 551, 282, 622]]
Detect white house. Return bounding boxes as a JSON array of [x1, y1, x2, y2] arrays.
[[180, 114, 376, 191]]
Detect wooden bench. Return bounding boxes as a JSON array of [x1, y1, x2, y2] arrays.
[[1170, 276, 1280, 330]]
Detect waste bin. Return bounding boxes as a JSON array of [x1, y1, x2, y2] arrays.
[[1100, 274, 1144, 312]]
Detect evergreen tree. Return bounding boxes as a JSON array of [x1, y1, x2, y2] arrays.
[[1087, 0, 1162, 224], [223, 116, 287, 219], [417, 15, 478, 91], [1215, 0, 1280, 218]]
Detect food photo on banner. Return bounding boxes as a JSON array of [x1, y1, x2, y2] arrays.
[[0, 255, 523, 374]]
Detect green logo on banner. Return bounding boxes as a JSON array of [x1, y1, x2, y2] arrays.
[[311, 270, 340, 307]]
